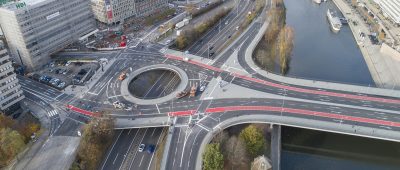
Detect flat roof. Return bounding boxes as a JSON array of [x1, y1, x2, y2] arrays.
[[1, 0, 50, 11]]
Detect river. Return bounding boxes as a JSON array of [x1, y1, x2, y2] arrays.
[[260, 0, 375, 86], [277, 0, 398, 169], [281, 126, 400, 170]]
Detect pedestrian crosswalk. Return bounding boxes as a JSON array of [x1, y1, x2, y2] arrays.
[[47, 110, 59, 117]]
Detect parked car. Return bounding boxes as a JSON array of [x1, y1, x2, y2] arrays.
[[65, 61, 72, 66], [57, 82, 66, 88]]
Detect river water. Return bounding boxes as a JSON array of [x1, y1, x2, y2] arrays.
[[278, 0, 375, 86], [281, 126, 400, 170], [278, 0, 399, 169]]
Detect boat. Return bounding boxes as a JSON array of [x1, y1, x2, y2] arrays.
[[327, 9, 342, 33], [313, 0, 321, 4]]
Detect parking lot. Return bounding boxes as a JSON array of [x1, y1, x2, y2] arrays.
[[29, 59, 101, 90]]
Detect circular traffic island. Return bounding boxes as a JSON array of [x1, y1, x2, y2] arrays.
[[128, 69, 181, 99], [121, 64, 189, 105]]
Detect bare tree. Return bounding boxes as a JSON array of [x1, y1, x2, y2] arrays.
[[224, 136, 250, 170], [277, 26, 294, 74]]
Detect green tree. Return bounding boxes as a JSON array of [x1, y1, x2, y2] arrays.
[[239, 125, 266, 158], [203, 143, 224, 170]]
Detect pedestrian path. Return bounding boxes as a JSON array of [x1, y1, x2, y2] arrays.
[[47, 109, 59, 118]]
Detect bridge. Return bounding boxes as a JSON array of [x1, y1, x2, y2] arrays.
[[18, 0, 400, 169]]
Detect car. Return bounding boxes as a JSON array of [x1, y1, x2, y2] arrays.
[[58, 82, 65, 88], [65, 61, 72, 66], [199, 85, 207, 92], [209, 46, 214, 50], [147, 144, 155, 153], [138, 144, 145, 152], [113, 101, 125, 109], [55, 69, 61, 74], [165, 40, 171, 44], [209, 52, 215, 56], [12, 112, 21, 119]]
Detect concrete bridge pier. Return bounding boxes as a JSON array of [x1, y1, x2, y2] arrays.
[[271, 124, 281, 170]]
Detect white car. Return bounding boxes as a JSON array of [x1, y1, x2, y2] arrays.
[[113, 101, 125, 109], [199, 85, 206, 92], [65, 61, 72, 66], [138, 144, 145, 152]]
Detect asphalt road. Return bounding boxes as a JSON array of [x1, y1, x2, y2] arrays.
[[100, 127, 166, 170], [17, 0, 400, 169], [187, 0, 254, 59]]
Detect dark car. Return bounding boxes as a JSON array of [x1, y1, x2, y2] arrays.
[[209, 46, 214, 50], [209, 52, 215, 56], [12, 113, 21, 119], [147, 144, 155, 153]]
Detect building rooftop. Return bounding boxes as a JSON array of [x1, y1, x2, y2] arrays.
[[0, 0, 49, 10]]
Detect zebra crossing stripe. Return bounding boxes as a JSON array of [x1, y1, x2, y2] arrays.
[[48, 110, 58, 117]]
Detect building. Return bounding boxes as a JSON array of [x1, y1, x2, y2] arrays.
[[377, 0, 400, 25], [0, 40, 24, 115], [0, 0, 97, 71], [90, 0, 168, 24]]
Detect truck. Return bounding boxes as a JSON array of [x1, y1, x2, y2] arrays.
[[175, 21, 185, 29], [189, 84, 197, 97], [175, 18, 190, 29]]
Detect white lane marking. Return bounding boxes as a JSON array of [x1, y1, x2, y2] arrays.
[[151, 128, 156, 137], [113, 153, 119, 165], [147, 128, 165, 170], [156, 104, 161, 114], [187, 129, 203, 168], [196, 123, 210, 132], [128, 128, 148, 170], [138, 155, 145, 167], [118, 129, 139, 170], [101, 130, 123, 170]]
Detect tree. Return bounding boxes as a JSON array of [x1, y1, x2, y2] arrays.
[[0, 128, 26, 166], [0, 114, 15, 129], [224, 136, 250, 169], [212, 131, 229, 145], [176, 35, 187, 50], [277, 26, 294, 74], [76, 113, 115, 170], [203, 143, 224, 170], [239, 125, 266, 158]]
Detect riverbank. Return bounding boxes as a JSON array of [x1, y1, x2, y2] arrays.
[[332, 0, 400, 90]]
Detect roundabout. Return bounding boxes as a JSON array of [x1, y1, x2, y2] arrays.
[[121, 64, 189, 105]]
